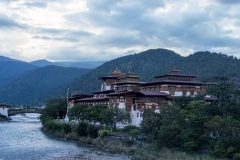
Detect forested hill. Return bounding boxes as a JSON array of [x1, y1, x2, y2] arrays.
[[0, 56, 37, 85], [0, 66, 90, 105], [68, 48, 240, 93]]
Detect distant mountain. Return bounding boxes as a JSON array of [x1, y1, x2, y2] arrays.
[[0, 66, 91, 105], [30, 59, 53, 67], [67, 48, 240, 94], [31, 59, 105, 69], [0, 56, 37, 86], [0, 56, 15, 62]]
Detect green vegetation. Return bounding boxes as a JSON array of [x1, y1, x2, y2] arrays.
[[41, 119, 214, 160], [68, 104, 131, 131], [0, 114, 10, 121], [41, 101, 130, 139], [40, 99, 217, 160], [141, 78, 240, 159]]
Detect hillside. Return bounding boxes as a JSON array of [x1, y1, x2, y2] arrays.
[[0, 56, 37, 85], [0, 66, 90, 105], [68, 49, 240, 94]]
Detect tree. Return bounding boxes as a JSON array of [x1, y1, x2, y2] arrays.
[[43, 98, 67, 119], [141, 109, 161, 140], [68, 104, 88, 122], [181, 100, 209, 151], [85, 105, 108, 124], [208, 77, 240, 117], [157, 105, 182, 148], [101, 107, 131, 130], [206, 116, 240, 158]]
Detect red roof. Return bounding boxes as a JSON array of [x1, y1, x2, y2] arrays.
[[98, 76, 118, 80], [74, 97, 109, 103], [92, 90, 115, 94], [113, 81, 143, 85], [140, 80, 206, 86], [69, 94, 93, 101], [154, 74, 197, 79]]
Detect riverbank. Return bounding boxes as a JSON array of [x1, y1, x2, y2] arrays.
[[42, 122, 216, 160]]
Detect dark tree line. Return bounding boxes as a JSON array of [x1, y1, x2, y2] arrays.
[[68, 104, 131, 131]]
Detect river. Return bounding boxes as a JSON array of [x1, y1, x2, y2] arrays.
[[0, 113, 130, 160]]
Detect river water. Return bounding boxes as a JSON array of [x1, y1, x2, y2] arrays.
[[0, 113, 130, 160]]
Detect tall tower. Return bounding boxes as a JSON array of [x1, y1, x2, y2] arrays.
[[98, 69, 124, 91]]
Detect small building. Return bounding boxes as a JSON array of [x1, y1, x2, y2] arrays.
[[0, 104, 9, 117]]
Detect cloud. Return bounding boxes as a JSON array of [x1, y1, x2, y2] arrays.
[[0, 15, 26, 29], [22, 2, 47, 8], [216, 0, 240, 4], [33, 28, 94, 42], [0, 0, 240, 61]]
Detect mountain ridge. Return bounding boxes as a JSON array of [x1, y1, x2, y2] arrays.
[[31, 59, 105, 69], [0, 48, 240, 105], [0, 56, 38, 86]]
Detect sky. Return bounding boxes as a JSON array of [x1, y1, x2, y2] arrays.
[[0, 0, 240, 62]]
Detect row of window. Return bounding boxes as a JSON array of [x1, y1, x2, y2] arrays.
[[167, 77, 193, 81], [143, 86, 202, 92], [77, 102, 109, 105]]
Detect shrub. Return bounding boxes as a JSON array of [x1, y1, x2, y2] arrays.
[[123, 125, 139, 132], [234, 153, 240, 160], [87, 125, 99, 138], [183, 141, 198, 151], [227, 147, 236, 158], [77, 122, 88, 136], [129, 129, 141, 138], [98, 129, 110, 138], [0, 114, 10, 121], [44, 120, 63, 132], [124, 139, 134, 146], [212, 142, 227, 158], [40, 114, 52, 125], [62, 123, 71, 134]]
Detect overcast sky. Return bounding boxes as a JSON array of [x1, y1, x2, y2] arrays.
[[0, 0, 240, 62]]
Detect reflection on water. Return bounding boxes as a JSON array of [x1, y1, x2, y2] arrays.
[[0, 113, 129, 160]]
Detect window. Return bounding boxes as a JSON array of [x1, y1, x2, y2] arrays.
[[183, 91, 187, 96], [133, 104, 136, 111], [151, 87, 155, 91], [190, 91, 194, 96], [119, 97, 125, 102], [169, 90, 175, 95]]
